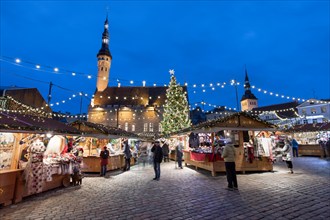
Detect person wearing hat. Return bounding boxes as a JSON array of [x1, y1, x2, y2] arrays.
[[222, 138, 238, 190], [151, 141, 163, 180], [100, 146, 110, 176]]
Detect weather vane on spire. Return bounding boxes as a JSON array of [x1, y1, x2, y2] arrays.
[[169, 69, 175, 75], [105, 5, 110, 19]]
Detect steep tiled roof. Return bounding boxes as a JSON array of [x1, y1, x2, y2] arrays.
[[0, 87, 52, 113], [93, 86, 188, 107], [241, 90, 257, 101], [284, 122, 330, 132], [69, 120, 138, 138], [252, 101, 299, 119], [0, 112, 80, 134], [177, 112, 276, 134]]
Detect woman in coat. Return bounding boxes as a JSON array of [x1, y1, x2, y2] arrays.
[[222, 139, 238, 190], [282, 139, 294, 174]]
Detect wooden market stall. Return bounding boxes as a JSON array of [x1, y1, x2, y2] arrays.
[[284, 123, 330, 157], [176, 112, 277, 176], [0, 112, 82, 206], [69, 120, 138, 173]]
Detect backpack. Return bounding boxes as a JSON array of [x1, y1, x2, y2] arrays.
[[101, 150, 109, 159]]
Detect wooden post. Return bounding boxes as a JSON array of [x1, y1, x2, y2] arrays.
[[10, 133, 22, 170], [211, 132, 216, 176]]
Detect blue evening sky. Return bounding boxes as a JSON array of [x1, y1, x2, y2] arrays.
[[1, 0, 329, 114]]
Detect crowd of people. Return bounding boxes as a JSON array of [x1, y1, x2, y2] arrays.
[[99, 139, 184, 179], [98, 136, 329, 191]]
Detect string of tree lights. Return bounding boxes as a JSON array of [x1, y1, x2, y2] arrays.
[[3, 55, 329, 107]]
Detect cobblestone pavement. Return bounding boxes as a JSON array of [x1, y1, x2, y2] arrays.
[[1, 157, 329, 220]]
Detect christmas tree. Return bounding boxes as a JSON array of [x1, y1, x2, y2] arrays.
[[161, 69, 191, 136]]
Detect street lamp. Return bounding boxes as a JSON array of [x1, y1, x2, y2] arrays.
[[231, 79, 240, 112], [79, 91, 84, 115]]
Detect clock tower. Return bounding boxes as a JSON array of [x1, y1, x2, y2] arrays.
[[96, 16, 112, 92]]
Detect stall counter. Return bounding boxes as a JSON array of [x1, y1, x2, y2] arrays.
[[298, 144, 324, 157], [0, 169, 21, 206], [82, 154, 127, 173], [183, 150, 272, 176]]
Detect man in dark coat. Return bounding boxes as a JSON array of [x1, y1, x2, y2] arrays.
[[151, 141, 163, 181]]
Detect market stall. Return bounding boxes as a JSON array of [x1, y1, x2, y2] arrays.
[[284, 123, 330, 157], [175, 112, 277, 176], [69, 121, 138, 173], [0, 112, 82, 206]]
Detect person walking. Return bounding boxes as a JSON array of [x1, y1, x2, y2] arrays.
[[100, 146, 109, 176], [161, 141, 170, 162], [326, 138, 330, 158], [151, 141, 163, 181], [138, 143, 148, 167], [282, 139, 294, 174], [291, 138, 299, 157], [122, 139, 132, 171], [222, 139, 238, 191], [176, 143, 183, 169]]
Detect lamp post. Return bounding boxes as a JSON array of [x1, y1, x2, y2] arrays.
[[79, 91, 83, 115], [116, 105, 120, 128], [47, 81, 53, 105], [231, 79, 240, 112]]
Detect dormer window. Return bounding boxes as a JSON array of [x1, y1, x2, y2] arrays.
[[103, 39, 109, 44], [311, 108, 317, 114]]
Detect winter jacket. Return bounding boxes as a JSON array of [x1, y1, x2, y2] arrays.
[[151, 144, 163, 163], [292, 139, 299, 149], [176, 144, 183, 159], [123, 143, 132, 159], [282, 143, 292, 161], [162, 143, 169, 155], [222, 144, 236, 162], [100, 149, 109, 165]]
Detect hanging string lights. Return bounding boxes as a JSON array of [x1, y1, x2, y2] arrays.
[[2, 55, 330, 122], [3, 55, 329, 105]]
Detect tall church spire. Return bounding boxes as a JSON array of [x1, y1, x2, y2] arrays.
[[97, 15, 112, 58], [244, 68, 251, 90], [240, 68, 258, 111], [96, 16, 112, 92]]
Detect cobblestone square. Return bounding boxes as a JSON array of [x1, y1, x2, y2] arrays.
[[1, 157, 329, 220]]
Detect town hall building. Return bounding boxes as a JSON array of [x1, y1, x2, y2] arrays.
[[87, 17, 188, 137]]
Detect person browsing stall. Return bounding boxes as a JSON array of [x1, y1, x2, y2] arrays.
[[222, 138, 238, 191], [100, 146, 109, 176]]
